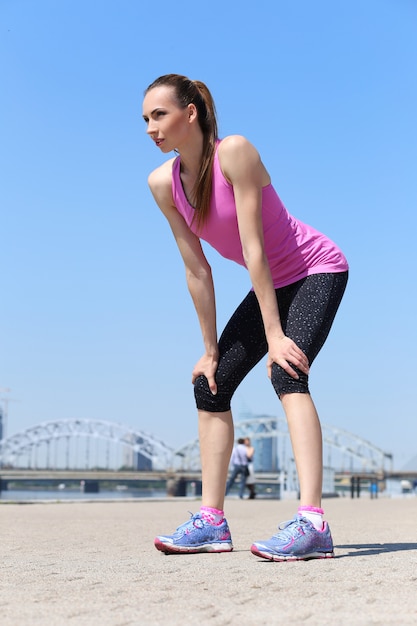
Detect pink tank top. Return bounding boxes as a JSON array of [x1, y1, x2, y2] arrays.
[[171, 141, 348, 289]]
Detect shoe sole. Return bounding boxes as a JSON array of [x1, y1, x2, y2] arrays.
[[155, 538, 233, 554], [251, 545, 334, 561]]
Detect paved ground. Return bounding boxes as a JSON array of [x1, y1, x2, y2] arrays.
[[1, 496, 417, 625]]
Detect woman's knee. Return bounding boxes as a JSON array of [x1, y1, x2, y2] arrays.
[[194, 375, 233, 412], [270, 363, 310, 398]]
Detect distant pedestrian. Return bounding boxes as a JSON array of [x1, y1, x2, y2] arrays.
[[225, 438, 249, 499], [244, 437, 256, 499]]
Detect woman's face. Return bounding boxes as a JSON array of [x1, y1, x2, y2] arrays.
[[142, 86, 191, 154]]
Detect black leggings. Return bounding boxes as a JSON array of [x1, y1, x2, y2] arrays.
[[194, 271, 348, 412]]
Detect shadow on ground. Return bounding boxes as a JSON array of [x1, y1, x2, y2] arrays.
[[335, 543, 417, 557]]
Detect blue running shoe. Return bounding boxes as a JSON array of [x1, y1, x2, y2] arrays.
[[154, 512, 233, 554], [251, 515, 334, 561]]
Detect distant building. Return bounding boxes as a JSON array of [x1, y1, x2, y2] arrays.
[[122, 436, 153, 471], [122, 434, 153, 470], [253, 433, 279, 472], [135, 451, 152, 471], [238, 413, 280, 472], [0, 406, 3, 441]]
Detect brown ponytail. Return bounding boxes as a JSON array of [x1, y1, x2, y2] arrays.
[[144, 74, 218, 229]]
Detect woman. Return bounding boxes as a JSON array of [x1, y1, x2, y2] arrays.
[[142, 74, 348, 561], [244, 437, 256, 500]]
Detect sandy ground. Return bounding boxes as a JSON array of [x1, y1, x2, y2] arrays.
[[1, 496, 417, 625]]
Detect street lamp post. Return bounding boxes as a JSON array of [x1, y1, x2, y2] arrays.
[[0, 387, 12, 442]]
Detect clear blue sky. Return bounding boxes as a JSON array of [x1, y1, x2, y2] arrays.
[[1, 0, 416, 469]]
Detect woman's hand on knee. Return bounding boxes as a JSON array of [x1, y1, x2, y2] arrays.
[[266, 336, 309, 380], [192, 353, 219, 395]]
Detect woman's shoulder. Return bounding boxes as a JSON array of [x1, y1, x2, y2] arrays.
[[147, 157, 177, 208], [218, 134, 255, 153], [218, 135, 261, 165], [218, 135, 266, 183], [147, 157, 176, 191]]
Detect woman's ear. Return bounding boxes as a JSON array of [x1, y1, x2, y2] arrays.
[[188, 103, 198, 122]]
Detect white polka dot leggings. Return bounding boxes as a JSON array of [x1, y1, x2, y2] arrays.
[[194, 271, 348, 411]]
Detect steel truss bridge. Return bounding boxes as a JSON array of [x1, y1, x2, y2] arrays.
[[0, 419, 174, 471], [0, 416, 392, 476], [175, 415, 393, 475]]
